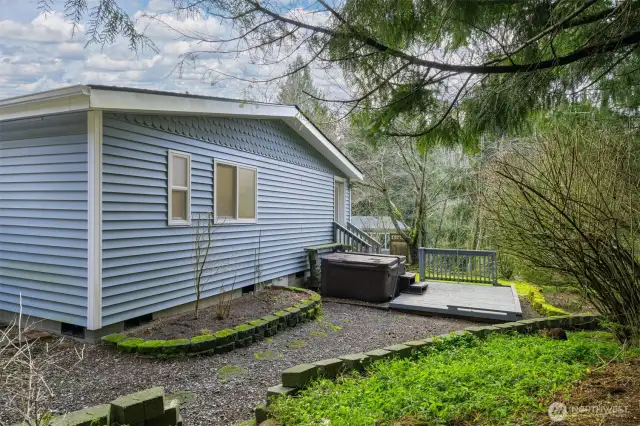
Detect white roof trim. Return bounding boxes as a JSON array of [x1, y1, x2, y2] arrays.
[[0, 85, 363, 180]]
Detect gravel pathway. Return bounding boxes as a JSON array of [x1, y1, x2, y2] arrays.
[[2, 302, 480, 426]]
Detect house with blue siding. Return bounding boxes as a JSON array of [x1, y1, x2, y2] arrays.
[[0, 85, 364, 339]]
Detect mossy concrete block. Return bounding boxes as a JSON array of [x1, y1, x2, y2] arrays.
[[572, 314, 599, 330], [236, 337, 253, 348], [286, 316, 298, 327], [50, 404, 111, 426], [517, 319, 543, 333], [255, 403, 269, 424], [146, 398, 180, 426], [364, 349, 391, 362], [117, 337, 145, 353], [102, 333, 128, 347], [403, 340, 433, 354], [313, 358, 345, 379], [234, 324, 256, 339], [266, 384, 297, 404], [111, 387, 164, 424], [189, 335, 217, 353], [137, 340, 167, 356], [382, 344, 412, 358], [338, 353, 370, 371], [213, 329, 238, 345], [273, 310, 290, 325], [162, 339, 190, 356], [265, 326, 278, 337], [215, 342, 235, 354], [281, 363, 318, 389], [261, 315, 280, 327]]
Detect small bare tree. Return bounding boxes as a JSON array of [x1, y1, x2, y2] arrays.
[[0, 301, 84, 426], [192, 212, 225, 319]]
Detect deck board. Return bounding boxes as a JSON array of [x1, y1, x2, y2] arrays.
[[389, 281, 523, 322]]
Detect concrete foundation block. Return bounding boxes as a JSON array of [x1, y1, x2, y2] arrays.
[[215, 342, 235, 354], [281, 363, 319, 388], [313, 358, 345, 379], [189, 335, 217, 353], [255, 403, 269, 424]]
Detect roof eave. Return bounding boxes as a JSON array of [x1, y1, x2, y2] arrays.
[[0, 85, 363, 180]]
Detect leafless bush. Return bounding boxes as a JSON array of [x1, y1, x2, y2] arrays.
[[483, 114, 640, 345], [0, 306, 84, 426], [192, 212, 225, 319]]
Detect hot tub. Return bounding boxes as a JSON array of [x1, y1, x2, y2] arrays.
[[320, 252, 401, 303]]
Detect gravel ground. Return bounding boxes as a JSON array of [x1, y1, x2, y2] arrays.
[[1, 302, 480, 426]]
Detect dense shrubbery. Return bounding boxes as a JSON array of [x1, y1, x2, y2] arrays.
[[484, 110, 640, 345], [270, 332, 636, 425]]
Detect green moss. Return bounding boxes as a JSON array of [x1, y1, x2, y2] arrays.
[[248, 319, 267, 327], [191, 334, 215, 343], [285, 307, 300, 313], [217, 365, 248, 380], [254, 351, 283, 360], [102, 333, 127, 345], [309, 331, 328, 338], [234, 324, 254, 331], [274, 310, 288, 317], [116, 337, 145, 353], [137, 339, 167, 355], [287, 339, 306, 349], [214, 329, 236, 338], [329, 325, 343, 332], [500, 280, 569, 317]]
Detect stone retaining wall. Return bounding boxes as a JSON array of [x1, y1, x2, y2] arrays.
[[13, 387, 180, 426], [101, 288, 321, 358], [254, 313, 600, 424]]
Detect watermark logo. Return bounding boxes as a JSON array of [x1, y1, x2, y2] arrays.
[[548, 402, 567, 422], [548, 402, 629, 422]]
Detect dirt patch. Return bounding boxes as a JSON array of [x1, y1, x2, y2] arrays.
[[536, 357, 640, 425], [125, 287, 306, 340], [541, 287, 597, 314]]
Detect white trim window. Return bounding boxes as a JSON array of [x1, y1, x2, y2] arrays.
[[214, 160, 258, 223], [168, 150, 191, 226]]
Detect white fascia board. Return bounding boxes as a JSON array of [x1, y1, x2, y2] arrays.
[[89, 88, 293, 120], [0, 85, 90, 121]]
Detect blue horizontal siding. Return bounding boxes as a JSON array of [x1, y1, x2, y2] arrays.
[[0, 112, 88, 326], [101, 114, 346, 325]]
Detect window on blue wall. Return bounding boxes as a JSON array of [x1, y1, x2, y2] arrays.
[[168, 150, 191, 226], [215, 160, 257, 222]]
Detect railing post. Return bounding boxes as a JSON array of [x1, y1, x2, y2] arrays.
[[418, 247, 425, 282]]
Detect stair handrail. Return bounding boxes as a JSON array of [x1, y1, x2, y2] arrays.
[[333, 222, 372, 253], [346, 222, 382, 253]]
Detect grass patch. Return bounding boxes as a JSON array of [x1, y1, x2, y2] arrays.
[[500, 279, 569, 316], [329, 325, 342, 332], [308, 331, 328, 338], [270, 331, 636, 425]]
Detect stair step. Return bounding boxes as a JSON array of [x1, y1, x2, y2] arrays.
[[401, 282, 429, 295], [399, 272, 416, 279]]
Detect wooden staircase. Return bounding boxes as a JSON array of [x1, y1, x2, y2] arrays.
[[333, 221, 382, 253]]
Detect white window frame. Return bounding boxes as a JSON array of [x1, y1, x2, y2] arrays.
[[168, 150, 192, 226], [213, 159, 258, 224], [334, 176, 346, 226]]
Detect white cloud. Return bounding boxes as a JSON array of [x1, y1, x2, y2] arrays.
[[0, 12, 84, 44], [0, 2, 340, 103]]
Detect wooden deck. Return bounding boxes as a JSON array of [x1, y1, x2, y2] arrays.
[[389, 281, 522, 322]]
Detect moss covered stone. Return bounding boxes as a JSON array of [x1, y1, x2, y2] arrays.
[[117, 337, 145, 353], [190, 334, 218, 353], [137, 340, 167, 355], [102, 333, 128, 347], [217, 364, 248, 380], [162, 339, 190, 356], [214, 328, 237, 345], [234, 324, 256, 339]]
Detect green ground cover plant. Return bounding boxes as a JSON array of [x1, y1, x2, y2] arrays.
[[270, 331, 637, 425]]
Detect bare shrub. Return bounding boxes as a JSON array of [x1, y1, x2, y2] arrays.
[[483, 113, 640, 345], [192, 212, 225, 319], [0, 307, 84, 426]]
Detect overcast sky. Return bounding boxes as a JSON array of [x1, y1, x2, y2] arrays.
[[0, 0, 339, 100]]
